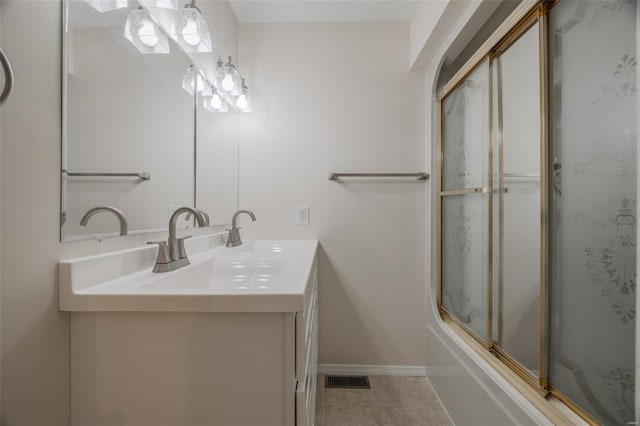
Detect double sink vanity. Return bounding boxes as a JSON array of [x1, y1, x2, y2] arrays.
[[59, 222, 319, 426], [59, 2, 319, 424]]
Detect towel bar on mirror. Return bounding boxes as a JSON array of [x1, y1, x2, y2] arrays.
[[328, 172, 429, 181], [62, 169, 151, 181]]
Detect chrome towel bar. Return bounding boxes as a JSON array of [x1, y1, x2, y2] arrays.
[[62, 169, 151, 181], [328, 172, 429, 181]]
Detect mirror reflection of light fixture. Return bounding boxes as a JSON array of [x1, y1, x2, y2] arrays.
[[170, 0, 213, 53], [124, 7, 170, 54], [182, 65, 213, 97], [235, 78, 252, 112], [153, 0, 178, 9], [204, 90, 229, 113], [83, 0, 128, 13], [216, 57, 242, 96]]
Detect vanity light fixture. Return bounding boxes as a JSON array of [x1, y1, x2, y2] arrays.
[[182, 65, 212, 96], [204, 89, 229, 113], [216, 56, 242, 96], [124, 7, 170, 54], [170, 0, 213, 53], [153, 0, 178, 9], [235, 78, 252, 112], [83, 0, 128, 13]]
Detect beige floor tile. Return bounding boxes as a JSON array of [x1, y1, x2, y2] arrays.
[[325, 388, 378, 407], [317, 374, 325, 406], [370, 376, 439, 408], [378, 406, 442, 426], [315, 403, 325, 426], [325, 405, 382, 426], [431, 406, 453, 426]]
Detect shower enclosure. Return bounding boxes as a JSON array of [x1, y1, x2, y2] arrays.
[[437, 1, 637, 424]]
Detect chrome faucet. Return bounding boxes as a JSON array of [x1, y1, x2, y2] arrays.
[[226, 210, 256, 247], [80, 206, 128, 236], [169, 207, 206, 265], [148, 207, 206, 273]]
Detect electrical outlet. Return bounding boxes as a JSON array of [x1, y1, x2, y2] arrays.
[[296, 205, 309, 225]]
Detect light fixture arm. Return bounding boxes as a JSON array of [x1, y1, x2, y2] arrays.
[[185, 0, 201, 13]]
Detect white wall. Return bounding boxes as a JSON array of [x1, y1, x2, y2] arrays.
[[409, 0, 448, 68], [0, 0, 3, 414], [238, 22, 427, 366], [1, 2, 70, 423], [636, 5, 640, 423], [0, 1, 239, 424]]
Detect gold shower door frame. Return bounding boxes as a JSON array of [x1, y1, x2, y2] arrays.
[[436, 1, 599, 423]]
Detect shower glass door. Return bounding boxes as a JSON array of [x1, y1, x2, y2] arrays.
[[491, 21, 542, 378], [548, 1, 637, 424], [438, 0, 637, 422], [440, 59, 491, 343]]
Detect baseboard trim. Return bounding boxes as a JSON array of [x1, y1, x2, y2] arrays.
[[424, 366, 467, 377], [318, 364, 427, 377]]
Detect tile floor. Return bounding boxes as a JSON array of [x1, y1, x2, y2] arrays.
[[315, 374, 454, 426]]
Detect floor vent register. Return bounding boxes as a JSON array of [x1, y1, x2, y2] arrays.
[[324, 375, 371, 389]]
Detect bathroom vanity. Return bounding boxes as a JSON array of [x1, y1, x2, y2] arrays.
[[59, 235, 319, 426]]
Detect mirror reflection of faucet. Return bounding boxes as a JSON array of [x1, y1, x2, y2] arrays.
[[226, 210, 256, 247], [80, 206, 128, 236], [185, 209, 210, 227], [148, 207, 207, 273]]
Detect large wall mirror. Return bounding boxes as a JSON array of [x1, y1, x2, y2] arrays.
[[61, 0, 239, 241]]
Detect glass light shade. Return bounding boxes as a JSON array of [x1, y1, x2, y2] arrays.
[[234, 79, 252, 112], [170, 6, 212, 53], [235, 90, 252, 113], [182, 66, 213, 97], [153, 0, 178, 9], [204, 92, 229, 113], [83, 0, 128, 13], [210, 92, 223, 109], [124, 8, 170, 54], [215, 57, 242, 96]]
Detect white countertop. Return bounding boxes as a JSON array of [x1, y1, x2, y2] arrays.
[[59, 235, 318, 312]]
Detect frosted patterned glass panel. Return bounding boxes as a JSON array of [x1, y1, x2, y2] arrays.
[[495, 23, 541, 373], [549, 1, 636, 424], [442, 60, 490, 191], [442, 195, 488, 340]]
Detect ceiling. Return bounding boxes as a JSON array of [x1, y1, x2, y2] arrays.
[[227, 0, 431, 23]]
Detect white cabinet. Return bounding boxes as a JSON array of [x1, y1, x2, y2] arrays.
[[69, 246, 318, 426], [296, 262, 319, 426]]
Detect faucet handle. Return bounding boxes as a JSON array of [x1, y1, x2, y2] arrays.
[[147, 241, 171, 264], [177, 236, 192, 259]]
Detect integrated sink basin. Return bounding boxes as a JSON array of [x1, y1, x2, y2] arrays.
[[59, 234, 318, 312]]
